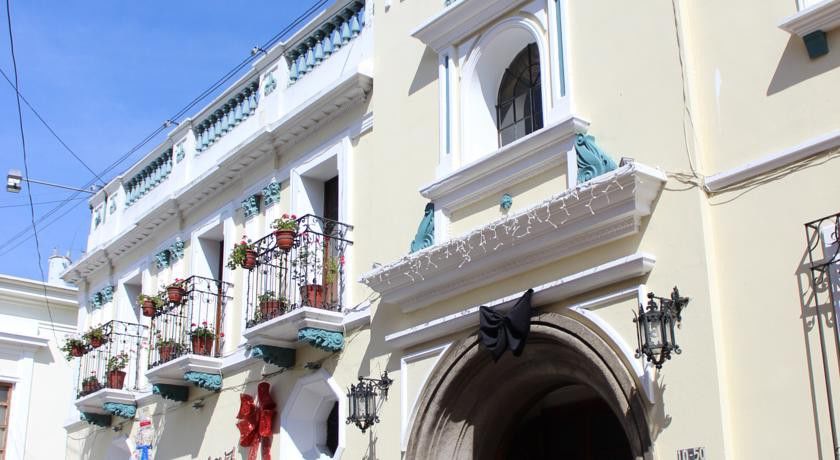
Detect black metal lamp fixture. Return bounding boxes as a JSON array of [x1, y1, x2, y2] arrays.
[[634, 287, 690, 369], [346, 371, 393, 433]]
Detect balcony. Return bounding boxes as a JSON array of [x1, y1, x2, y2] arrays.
[[73, 321, 147, 425], [145, 276, 231, 396], [242, 215, 356, 357]]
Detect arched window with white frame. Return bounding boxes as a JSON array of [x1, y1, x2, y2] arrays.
[[496, 43, 543, 147]]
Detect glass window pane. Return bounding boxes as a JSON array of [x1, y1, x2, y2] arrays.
[[498, 102, 515, 130], [0, 406, 6, 423], [0, 388, 7, 402], [514, 94, 527, 124], [500, 126, 517, 146]]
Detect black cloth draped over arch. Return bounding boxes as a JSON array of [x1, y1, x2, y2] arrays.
[[479, 289, 533, 361]]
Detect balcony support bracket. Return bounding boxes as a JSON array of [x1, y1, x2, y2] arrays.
[[249, 345, 296, 368], [81, 412, 112, 427], [153, 383, 189, 402], [103, 402, 137, 419], [298, 327, 344, 352], [184, 371, 223, 391]]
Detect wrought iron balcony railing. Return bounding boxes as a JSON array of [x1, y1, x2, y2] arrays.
[[76, 321, 147, 398], [245, 214, 353, 329], [148, 275, 232, 368]]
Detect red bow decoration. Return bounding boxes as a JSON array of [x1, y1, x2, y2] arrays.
[[236, 382, 276, 460]]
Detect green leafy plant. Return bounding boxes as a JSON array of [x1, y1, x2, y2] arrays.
[[106, 352, 130, 372], [271, 213, 299, 231], [155, 338, 183, 351], [325, 257, 340, 284], [226, 238, 254, 269], [137, 294, 163, 308], [82, 374, 99, 385], [60, 337, 86, 361], [83, 326, 106, 342], [190, 321, 216, 338], [257, 291, 287, 304]]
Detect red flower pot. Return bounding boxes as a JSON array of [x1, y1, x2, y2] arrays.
[[191, 335, 215, 356], [89, 337, 104, 349], [70, 345, 85, 357], [243, 249, 258, 270], [274, 230, 296, 251], [107, 370, 126, 389], [141, 300, 157, 317], [158, 344, 177, 363], [300, 284, 325, 308], [82, 380, 101, 395], [167, 286, 186, 304], [259, 299, 284, 320]]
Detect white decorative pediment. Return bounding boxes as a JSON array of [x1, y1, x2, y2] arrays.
[[361, 163, 667, 312], [411, 0, 530, 52]]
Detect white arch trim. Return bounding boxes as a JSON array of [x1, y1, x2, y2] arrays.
[[278, 368, 346, 460]]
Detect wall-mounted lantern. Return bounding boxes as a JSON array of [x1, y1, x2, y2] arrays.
[[346, 371, 393, 433], [634, 287, 690, 369]]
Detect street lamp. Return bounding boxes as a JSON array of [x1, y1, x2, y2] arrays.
[[634, 287, 690, 369], [6, 169, 100, 194], [346, 371, 393, 433]]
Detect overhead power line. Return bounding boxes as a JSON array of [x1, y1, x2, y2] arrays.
[[0, 0, 331, 254]]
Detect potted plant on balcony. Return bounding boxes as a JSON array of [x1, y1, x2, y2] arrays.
[[81, 373, 101, 396], [227, 237, 257, 270], [257, 291, 287, 321], [106, 352, 129, 389], [60, 337, 87, 360], [155, 335, 183, 363], [189, 322, 218, 356], [271, 214, 298, 251], [137, 294, 164, 317], [83, 326, 107, 349], [166, 278, 187, 304], [296, 245, 325, 308]]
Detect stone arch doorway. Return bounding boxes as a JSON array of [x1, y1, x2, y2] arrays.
[[405, 312, 654, 460]]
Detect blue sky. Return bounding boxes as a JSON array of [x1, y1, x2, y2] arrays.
[[0, 1, 329, 281]]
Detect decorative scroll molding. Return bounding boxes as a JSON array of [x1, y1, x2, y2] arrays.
[[287, 1, 366, 84], [262, 181, 281, 207], [125, 148, 173, 207], [88, 285, 114, 309], [154, 249, 171, 269], [249, 345, 296, 368], [103, 402, 137, 419], [80, 412, 111, 427], [184, 371, 222, 391], [410, 203, 435, 253], [241, 194, 261, 219], [194, 81, 259, 153], [169, 238, 185, 262], [152, 383, 189, 402], [575, 134, 617, 183], [298, 327, 344, 352], [101, 285, 114, 303]]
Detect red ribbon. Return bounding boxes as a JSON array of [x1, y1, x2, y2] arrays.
[[236, 382, 276, 460]]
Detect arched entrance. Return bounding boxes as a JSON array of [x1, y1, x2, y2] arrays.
[[405, 312, 654, 460]]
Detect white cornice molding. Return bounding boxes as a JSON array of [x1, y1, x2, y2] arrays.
[[779, 0, 840, 36], [704, 129, 840, 192], [384, 254, 655, 349], [362, 163, 667, 312], [75, 389, 137, 415], [411, 0, 529, 52], [145, 355, 223, 386], [0, 331, 50, 351], [63, 72, 373, 285], [420, 116, 589, 216]]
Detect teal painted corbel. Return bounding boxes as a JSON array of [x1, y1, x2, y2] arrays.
[[152, 383, 189, 402], [81, 412, 112, 427], [298, 328, 344, 352], [103, 402, 136, 419], [249, 345, 296, 368], [183, 371, 222, 391], [409, 203, 435, 253], [500, 193, 513, 211], [262, 181, 281, 207], [575, 134, 617, 183]]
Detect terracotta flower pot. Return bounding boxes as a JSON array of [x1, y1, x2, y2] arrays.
[[107, 370, 126, 389], [89, 337, 104, 349], [300, 284, 325, 308], [274, 230, 296, 251], [259, 299, 284, 320], [243, 249, 258, 270], [158, 344, 177, 363], [141, 300, 157, 317], [82, 380, 101, 395], [70, 345, 86, 357], [167, 286, 186, 304], [191, 335, 215, 356]]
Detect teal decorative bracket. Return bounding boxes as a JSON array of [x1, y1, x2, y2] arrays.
[[575, 134, 617, 183], [153, 383, 189, 402], [154, 249, 171, 269], [101, 285, 114, 303], [169, 238, 185, 262], [262, 181, 281, 207], [249, 345, 296, 368], [298, 328, 344, 352], [183, 371, 222, 391], [500, 193, 513, 211], [241, 194, 261, 219], [409, 203, 435, 253], [103, 402, 137, 419], [175, 142, 186, 163], [263, 72, 277, 95], [81, 412, 112, 427]]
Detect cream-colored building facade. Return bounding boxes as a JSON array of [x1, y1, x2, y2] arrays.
[[62, 0, 840, 458]]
